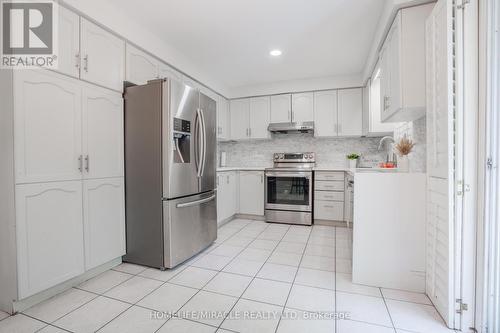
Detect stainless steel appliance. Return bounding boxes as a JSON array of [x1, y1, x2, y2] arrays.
[[123, 79, 217, 269], [265, 153, 315, 225]]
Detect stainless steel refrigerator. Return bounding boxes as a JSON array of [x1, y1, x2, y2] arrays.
[[123, 78, 217, 269]]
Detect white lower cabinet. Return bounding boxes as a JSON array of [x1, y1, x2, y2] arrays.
[[16, 181, 85, 299], [83, 178, 125, 270], [239, 171, 264, 215], [315, 201, 344, 221], [314, 171, 346, 222], [217, 172, 238, 224]]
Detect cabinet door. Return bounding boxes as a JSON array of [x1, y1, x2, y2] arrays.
[[388, 14, 402, 116], [338, 88, 363, 136], [379, 45, 390, 120], [83, 178, 125, 269], [14, 70, 83, 184], [228, 172, 239, 216], [82, 86, 124, 179], [125, 44, 159, 85], [249, 97, 270, 139], [57, 6, 80, 78], [270, 94, 291, 123], [239, 171, 264, 215], [314, 90, 338, 137], [292, 92, 314, 123], [16, 181, 85, 299], [230, 99, 250, 140], [217, 174, 226, 224], [217, 96, 230, 141], [80, 18, 125, 91], [158, 63, 183, 81], [315, 200, 344, 221]]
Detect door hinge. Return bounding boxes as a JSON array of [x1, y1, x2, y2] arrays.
[[457, 0, 470, 10], [456, 298, 468, 313], [486, 157, 494, 170], [457, 180, 464, 196]]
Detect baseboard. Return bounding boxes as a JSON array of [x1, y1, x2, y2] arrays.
[[314, 219, 353, 228], [235, 214, 265, 221], [12, 257, 122, 314]]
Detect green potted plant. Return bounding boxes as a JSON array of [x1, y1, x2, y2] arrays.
[[346, 153, 360, 169]]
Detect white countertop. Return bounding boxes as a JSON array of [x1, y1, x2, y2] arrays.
[[217, 166, 267, 172], [217, 166, 399, 174]]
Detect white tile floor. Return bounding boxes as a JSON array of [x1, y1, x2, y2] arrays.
[[0, 219, 455, 333]]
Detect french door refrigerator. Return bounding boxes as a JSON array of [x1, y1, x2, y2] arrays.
[[123, 78, 217, 269]]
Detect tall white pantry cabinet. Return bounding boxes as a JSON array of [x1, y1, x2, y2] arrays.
[[0, 68, 125, 310]]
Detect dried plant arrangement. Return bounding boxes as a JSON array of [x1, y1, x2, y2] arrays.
[[394, 135, 415, 156]]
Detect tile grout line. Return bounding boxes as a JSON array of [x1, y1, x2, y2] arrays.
[[216, 223, 294, 332], [380, 288, 398, 333], [273, 225, 314, 333]]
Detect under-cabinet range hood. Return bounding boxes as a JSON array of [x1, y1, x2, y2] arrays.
[[267, 121, 314, 134]]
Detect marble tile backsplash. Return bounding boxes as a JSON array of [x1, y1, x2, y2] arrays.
[[218, 134, 387, 169]]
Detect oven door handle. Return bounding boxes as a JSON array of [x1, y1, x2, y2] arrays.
[[265, 171, 312, 178]]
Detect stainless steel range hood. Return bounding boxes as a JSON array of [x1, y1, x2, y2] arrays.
[[268, 121, 314, 134]]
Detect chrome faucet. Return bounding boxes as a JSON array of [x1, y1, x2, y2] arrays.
[[377, 136, 395, 151]]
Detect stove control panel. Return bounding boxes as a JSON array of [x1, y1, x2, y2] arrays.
[[273, 152, 315, 163]]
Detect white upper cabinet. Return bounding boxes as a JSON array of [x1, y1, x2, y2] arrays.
[[125, 44, 159, 85], [338, 88, 363, 136], [249, 96, 270, 139], [314, 90, 338, 137], [14, 70, 83, 184], [217, 96, 230, 141], [230, 99, 250, 140], [159, 63, 183, 81], [16, 181, 85, 299], [57, 6, 80, 78], [239, 171, 264, 216], [83, 178, 125, 270], [80, 18, 125, 91], [379, 4, 434, 122], [270, 94, 291, 123], [292, 92, 314, 123], [82, 85, 124, 179]]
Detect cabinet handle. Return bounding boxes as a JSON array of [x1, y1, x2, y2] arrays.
[[226, 175, 229, 184], [83, 55, 89, 72], [84, 155, 89, 172], [289, 110, 292, 121], [75, 53, 80, 69], [261, 174, 263, 183], [78, 155, 83, 172], [249, 128, 251, 137]]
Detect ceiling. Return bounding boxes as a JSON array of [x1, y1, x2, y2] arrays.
[[105, 0, 386, 89]]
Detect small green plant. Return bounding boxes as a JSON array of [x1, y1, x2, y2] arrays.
[[347, 153, 360, 160]]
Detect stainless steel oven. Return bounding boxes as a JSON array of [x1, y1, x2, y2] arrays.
[[265, 153, 315, 225]]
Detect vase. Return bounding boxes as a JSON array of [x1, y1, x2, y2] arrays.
[[398, 155, 410, 172], [348, 159, 358, 169]]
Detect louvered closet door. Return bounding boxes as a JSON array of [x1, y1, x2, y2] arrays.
[[425, 0, 455, 327]]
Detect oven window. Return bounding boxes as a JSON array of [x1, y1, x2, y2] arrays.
[[267, 176, 310, 206]]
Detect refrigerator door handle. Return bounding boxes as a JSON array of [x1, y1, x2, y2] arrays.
[[176, 194, 216, 208], [195, 108, 203, 178], [199, 108, 207, 177]]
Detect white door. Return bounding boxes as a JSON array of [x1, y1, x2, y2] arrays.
[[14, 70, 83, 184], [57, 6, 80, 78], [270, 94, 292, 123], [338, 88, 363, 136], [249, 96, 270, 139], [83, 178, 125, 269], [158, 63, 183, 81], [16, 181, 85, 299], [239, 171, 264, 215], [80, 18, 125, 91], [82, 85, 124, 179], [230, 99, 250, 140], [217, 96, 230, 141], [314, 90, 338, 137], [292, 92, 314, 123], [125, 44, 159, 85], [228, 172, 239, 216]]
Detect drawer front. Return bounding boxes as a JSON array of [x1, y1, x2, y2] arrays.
[[315, 191, 344, 202], [315, 180, 345, 191], [315, 200, 344, 221], [315, 172, 344, 181]]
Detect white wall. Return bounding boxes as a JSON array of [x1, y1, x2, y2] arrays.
[[62, 0, 231, 97]]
